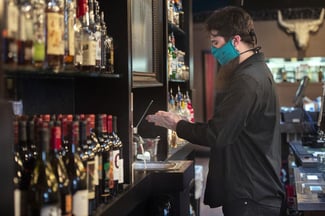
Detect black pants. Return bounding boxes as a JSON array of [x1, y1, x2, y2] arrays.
[[222, 199, 282, 216]]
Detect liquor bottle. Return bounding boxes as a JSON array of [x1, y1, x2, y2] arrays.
[[74, 0, 83, 69], [63, 0, 76, 70], [100, 11, 114, 74], [63, 116, 89, 216], [93, 0, 102, 71], [80, 0, 96, 72], [104, 33, 114, 73], [28, 127, 61, 216], [17, 0, 34, 66], [99, 11, 107, 72], [49, 122, 73, 216], [3, 0, 19, 64], [45, 0, 64, 72], [32, 0, 46, 68]]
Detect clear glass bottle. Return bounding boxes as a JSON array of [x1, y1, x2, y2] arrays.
[[32, 0, 46, 69], [93, 0, 102, 72], [45, 0, 64, 72], [80, 0, 96, 72], [100, 11, 107, 72], [17, 0, 34, 66], [3, 0, 19, 64], [63, 0, 76, 70]]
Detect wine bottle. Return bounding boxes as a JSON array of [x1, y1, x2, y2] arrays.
[[13, 117, 29, 216], [112, 115, 124, 193], [28, 127, 61, 216], [79, 119, 96, 215], [107, 115, 118, 197], [95, 114, 111, 203], [63, 116, 89, 216], [27, 116, 38, 162], [49, 122, 73, 216], [88, 114, 102, 207]]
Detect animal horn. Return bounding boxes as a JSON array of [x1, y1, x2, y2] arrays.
[[277, 10, 295, 33]]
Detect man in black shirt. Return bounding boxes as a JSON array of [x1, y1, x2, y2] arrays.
[[146, 6, 285, 216]]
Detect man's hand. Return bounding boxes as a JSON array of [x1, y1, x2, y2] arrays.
[[146, 111, 183, 131]]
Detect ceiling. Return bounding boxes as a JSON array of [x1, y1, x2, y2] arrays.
[[192, 0, 325, 22], [192, 0, 325, 13]]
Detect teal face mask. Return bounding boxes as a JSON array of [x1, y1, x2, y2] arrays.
[[211, 40, 239, 65]]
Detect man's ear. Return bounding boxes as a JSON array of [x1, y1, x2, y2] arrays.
[[232, 35, 241, 46]]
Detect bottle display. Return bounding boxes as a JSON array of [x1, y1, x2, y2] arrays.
[[12, 113, 124, 215], [167, 32, 188, 81], [168, 86, 194, 148], [2, 0, 115, 74]]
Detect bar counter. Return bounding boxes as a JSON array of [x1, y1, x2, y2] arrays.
[[94, 143, 198, 216]]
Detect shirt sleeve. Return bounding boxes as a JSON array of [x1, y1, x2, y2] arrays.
[[176, 75, 259, 149]]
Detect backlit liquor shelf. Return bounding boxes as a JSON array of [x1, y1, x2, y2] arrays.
[[3, 65, 121, 79], [266, 57, 325, 83]]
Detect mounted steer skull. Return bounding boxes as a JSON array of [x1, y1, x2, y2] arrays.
[[277, 8, 324, 51]]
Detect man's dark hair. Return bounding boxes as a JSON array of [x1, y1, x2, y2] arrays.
[[205, 6, 257, 47]]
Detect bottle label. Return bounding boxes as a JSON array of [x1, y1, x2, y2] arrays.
[[94, 155, 99, 185], [7, 3, 19, 37], [82, 40, 96, 66], [73, 190, 88, 216], [46, 13, 64, 55], [118, 158, 124, 184], [64, 194, 72, 215], [95, 31, 102, 61], [68, 15, 75, 56], [87, 160, 96, 199], [113, 150, 120, 181], [40, 205, 60, 216], [34, 42, 45, 62], [108, 151, 114, 189], [14, 189, 21, 216], [98, 154, 102, 181]]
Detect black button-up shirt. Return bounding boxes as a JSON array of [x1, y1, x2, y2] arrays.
[[176, 52, 285, 208]]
